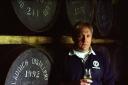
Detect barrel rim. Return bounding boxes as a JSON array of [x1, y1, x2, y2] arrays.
[[4, 47, 53, 85], [11, 0, 61, 32]]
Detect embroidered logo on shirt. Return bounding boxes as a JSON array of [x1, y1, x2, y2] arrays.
[[92, 60, 100, 69]]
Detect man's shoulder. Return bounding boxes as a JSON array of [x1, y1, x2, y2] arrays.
[[90, 49, 108, 62]]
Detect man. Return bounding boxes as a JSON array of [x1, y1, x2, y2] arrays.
[[59, 21, 115, 85]]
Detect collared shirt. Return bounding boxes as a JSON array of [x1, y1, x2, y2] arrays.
[[60, 47, 115, 85], [68, 47, 96, 59]]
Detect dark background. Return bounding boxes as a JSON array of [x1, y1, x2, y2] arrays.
[[0, 0, 127, 85]]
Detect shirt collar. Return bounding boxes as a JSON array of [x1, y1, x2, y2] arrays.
[[69, 47, 96, 56]]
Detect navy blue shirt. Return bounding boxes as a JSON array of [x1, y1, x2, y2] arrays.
[[60, 51, 115, 85]]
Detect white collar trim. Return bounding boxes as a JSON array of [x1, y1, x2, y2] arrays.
[[69, 47, 96, 56]]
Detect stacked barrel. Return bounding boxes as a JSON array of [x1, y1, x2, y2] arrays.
[[0, 0, 123, 85]]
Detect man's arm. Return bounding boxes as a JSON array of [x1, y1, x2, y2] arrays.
[[102, 55, 115, 85]]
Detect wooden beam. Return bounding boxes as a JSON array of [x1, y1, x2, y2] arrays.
[[0, 35, 115, 45], [0, 35, 52, 45]]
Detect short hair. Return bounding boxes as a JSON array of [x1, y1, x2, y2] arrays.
[[72, 21, 93, 41]]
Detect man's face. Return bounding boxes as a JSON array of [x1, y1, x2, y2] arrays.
[[74, 27, 92, 52]]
